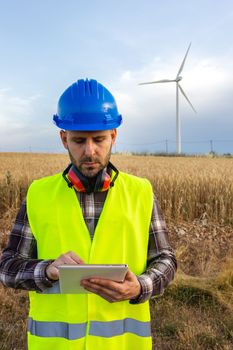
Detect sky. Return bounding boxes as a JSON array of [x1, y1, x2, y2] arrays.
[[0, 0, 233, 154]]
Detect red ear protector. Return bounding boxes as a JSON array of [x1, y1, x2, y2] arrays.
[[62, 162, 119, 194]]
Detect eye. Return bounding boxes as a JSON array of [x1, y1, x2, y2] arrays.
[[94, 137, 105, 143], [73, 139, 85, 144]]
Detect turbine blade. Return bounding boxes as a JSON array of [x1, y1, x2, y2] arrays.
[[178, 84, 196, 113], [176, 42, 192, 78], [139, 79, 176, 85]]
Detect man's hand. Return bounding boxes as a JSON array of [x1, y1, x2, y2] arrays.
[[46, 251, 85, 281], [80, 270, 141, 302]]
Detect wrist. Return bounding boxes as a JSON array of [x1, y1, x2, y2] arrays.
[[45, 262, 58, 282], [130, 278, 142, 301], [134, 280, 142, 299]]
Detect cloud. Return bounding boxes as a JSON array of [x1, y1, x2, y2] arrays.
[[0, 89, 42, 130], [108, 53, 233, 152], [0, 89, 52, 151], [112, 53, 233, 116], [1, 52, 233, 154]]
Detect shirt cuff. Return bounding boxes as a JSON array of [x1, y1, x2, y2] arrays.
[[129, 274, 154, 304], [34, 259, 55, 291]]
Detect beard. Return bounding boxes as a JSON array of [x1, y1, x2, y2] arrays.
[[67, 146, 112, 178]]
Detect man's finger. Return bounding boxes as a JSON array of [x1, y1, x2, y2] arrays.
[[54, 251, 85, 267], [124, 270, 136, 281], [87, 278, 123, 292], [60, 251, 84, 265], [81, 280, 125, 300], [81, 283, 118, 303], [67, 251, 85, 264]]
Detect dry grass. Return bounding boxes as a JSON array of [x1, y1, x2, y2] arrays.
[[112, 155, 233, 225], [0, 152, 233, 350], [0, 288, 28, 350], [152, 260, 233, 350], [1, 153, 232, 226]]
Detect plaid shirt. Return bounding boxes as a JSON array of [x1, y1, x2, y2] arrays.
[[0, 172, 177, 304]]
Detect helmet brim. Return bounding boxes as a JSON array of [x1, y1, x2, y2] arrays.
[[53, 114, 122, 131]]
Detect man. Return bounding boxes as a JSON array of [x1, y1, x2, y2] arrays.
[[0, 78, 177, 350]]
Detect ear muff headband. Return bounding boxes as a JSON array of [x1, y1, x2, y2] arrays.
[[62, 162, 118, 193], [67, 167, 86, 192], [93, 168, 111, 192]]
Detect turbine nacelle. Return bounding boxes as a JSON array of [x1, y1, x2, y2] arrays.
[[176, 76, 182, 82]]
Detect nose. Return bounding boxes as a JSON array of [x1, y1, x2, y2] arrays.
[[84, 140, 96, 157]]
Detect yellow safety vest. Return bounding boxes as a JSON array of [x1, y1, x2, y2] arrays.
[[26, 171, 154, 350]]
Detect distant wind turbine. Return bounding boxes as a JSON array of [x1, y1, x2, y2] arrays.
[[139, 43, 196, 154]]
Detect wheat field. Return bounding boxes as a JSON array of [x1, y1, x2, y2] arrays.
[[0, 152, 233, 350], [0, 152, 232, 225]]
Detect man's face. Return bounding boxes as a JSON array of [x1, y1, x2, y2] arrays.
[[60, 129, 117, 178]]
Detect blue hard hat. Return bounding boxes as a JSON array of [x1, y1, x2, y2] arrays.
[[53, 79, 122, 130]]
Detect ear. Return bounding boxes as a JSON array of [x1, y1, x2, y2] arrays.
[[60, 130, 68, 149], [110, 129, 117, 145]]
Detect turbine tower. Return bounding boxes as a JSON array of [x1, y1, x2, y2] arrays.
[[139, 43, 196, 154]]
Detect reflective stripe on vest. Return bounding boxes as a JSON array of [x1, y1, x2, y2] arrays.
[[28, 317, 86, 340], [89, 319, 151, 337], [28, 317, 151, 339]]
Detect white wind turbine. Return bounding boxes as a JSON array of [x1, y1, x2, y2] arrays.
[[139, 43, 196, 154]]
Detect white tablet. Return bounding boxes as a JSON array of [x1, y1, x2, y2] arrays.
[[58, 264, 128, 294]]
